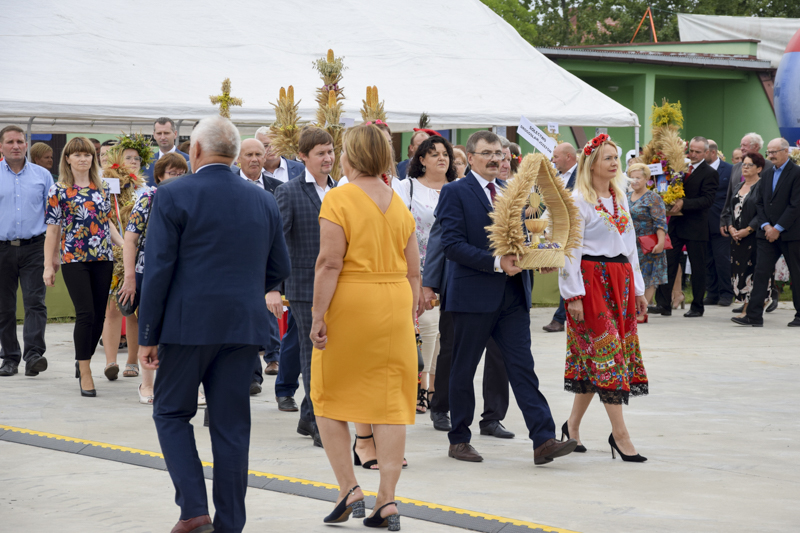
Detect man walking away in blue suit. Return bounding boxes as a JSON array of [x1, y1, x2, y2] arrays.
[[703, 140, 735, 306], [144, 117, 191, 187], [138, 115, 291, 533], [436, 130, 577, 465]]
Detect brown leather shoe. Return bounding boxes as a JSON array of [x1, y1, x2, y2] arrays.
[[534, 438, 578, 465], [448, 443, 483, 462], [171, 515, 214, 533], [542, 320, 565, 333], [264, 361, 279, 375]]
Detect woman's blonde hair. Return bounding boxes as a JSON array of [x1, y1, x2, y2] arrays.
[[58, 137, 102, 189], [626, 162, 651, 180], [574, 137, 627, 204], [30, 142, 53, 165], [343, 124, 394, 178]]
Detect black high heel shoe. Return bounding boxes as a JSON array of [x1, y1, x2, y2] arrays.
[[323, 485, 365, 523], [609, 433, 646, 462], [353, 434, 378, 469], [561, 421, 587, 453], [364, 502, 400, 531], [76, 361, 96, 397]]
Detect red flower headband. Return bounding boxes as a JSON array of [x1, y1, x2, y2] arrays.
[[365, 120, 387, 126], [583, 133, 610, 156]]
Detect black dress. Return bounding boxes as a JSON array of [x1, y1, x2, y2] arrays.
[[729, 183, 772, 303]]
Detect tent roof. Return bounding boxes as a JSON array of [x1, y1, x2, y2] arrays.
[[0, 0, 639, 134]]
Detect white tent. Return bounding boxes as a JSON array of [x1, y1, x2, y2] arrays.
[[0, 0, 639, 135], [678, 14, 800, 69]]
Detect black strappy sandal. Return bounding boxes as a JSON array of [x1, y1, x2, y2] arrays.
[[416, 387, 429, 414], [323, 485, 365, 523], [364, 501, 400, 530], [353, 434, 379, 469]]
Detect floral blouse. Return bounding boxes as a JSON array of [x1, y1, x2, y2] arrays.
[[45, 181, 113, 263], [125, 188, 155, 274], [392, 178, 440, 274]]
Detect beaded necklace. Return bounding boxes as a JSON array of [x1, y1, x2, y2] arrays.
[[594, 188, 629, 234]]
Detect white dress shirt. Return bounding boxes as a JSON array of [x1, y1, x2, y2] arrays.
[[471, 171, 504, 272], [305, 169, 331, 202], [264, 157, 289, 183], [157, 145, 177, 160], [240, 168, 266, 189], [708, 157, 721, 171]]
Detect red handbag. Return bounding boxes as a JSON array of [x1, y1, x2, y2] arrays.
[[638, 234, 672, 254]]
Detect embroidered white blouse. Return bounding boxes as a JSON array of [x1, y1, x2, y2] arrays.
[[559, 190, 645, 300]]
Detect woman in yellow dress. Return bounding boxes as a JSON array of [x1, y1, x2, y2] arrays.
[[310, 124, 419, 530]]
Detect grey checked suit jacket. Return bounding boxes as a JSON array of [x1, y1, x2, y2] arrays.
[[274, 175, 337, 303]]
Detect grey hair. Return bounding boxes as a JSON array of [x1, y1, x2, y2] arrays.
[[498, 136, 511, 149], [774, 138, 790, 149], [254, 126, 270, 137], [690, 136, 709, 150], [190, 116, 240, 159], [744, 132, 764, 150], [466, 130, 501, 153]]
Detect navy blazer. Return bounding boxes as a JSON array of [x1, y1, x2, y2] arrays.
[[144, 149, 191, 187], [396, 159, 410, 180], [274, 173, 337, 302], [707, 160, 732, 234], [138, 164, 290, 346], [284, 157, 306, 181], [755, 159, 800, 241], [437, 172, 532, 313]]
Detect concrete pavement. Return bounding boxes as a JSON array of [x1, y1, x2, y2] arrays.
[[1, 303, 798, 532]]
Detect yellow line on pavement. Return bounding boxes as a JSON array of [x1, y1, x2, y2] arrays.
[[0, 424, 578, 533]]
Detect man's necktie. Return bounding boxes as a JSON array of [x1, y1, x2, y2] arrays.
[[486, 182, 496, 204], [686, 165, 694, 178]]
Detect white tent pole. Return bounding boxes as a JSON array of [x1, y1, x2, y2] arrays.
[[634, 126, 640, 154], [25, 116, 36, 159]]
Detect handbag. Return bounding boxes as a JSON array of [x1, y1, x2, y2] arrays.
[[638, 233, 672, 254], [416, 329, 424, 373]]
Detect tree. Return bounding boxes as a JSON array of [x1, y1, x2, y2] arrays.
[[480, 0, 539, 44]]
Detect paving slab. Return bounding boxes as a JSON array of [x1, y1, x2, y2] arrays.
[[1, 303, 798, 532]]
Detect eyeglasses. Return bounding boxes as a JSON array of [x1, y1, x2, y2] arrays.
[[765, 149, 787, 156], [470, 151, 506, 161], [741, 163, 756, 168], [165, 169, 185, 177], [124, 156, 142, 162]]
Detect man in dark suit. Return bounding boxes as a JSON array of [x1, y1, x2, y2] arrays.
[[436, 130, 576, 465], [396, 130, 430, 180], [254, 126, 305, 184], [137, 115, 291, 533], [703, 140, 735, 306], [734, 138, 800, 327], [273, 126, 337, 448], [236, 138, 284, 395], [144, 117, 191, 187], [423, 209, 513, 437], [655, 137, 719, 317]]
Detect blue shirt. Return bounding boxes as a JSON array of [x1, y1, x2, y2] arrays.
[[760, 160, 788, 232], [0, 159, 53, 241]]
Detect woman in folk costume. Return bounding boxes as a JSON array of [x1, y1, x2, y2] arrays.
[[558, 134, 650, 462], [99, 135, 151, 383]]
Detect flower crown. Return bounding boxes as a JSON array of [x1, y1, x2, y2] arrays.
[[114, 132, 155, 167], [583, 133, 610, 156], [365, 119, 387, 126]]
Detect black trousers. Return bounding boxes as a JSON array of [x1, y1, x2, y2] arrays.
[[430, 310, 509, 426], [61, 261, 113, 361], [154, 343, 256, 532], [657, 236, 707, 314], [0, 239, 47, 364], [705, 233, 734, 302], [746, 238, 800, 322]]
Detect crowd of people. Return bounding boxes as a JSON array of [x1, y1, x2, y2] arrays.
[[1, 115, 798, 533]]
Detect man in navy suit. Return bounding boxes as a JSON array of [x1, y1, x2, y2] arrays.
[[396, 130, 430, 180], [144, 117, 191, 187], [734, 138, 800, 327], [138, 116, 290, 533], [254, 126, 305, 184], [436, 130, 576, 465], [273, 126, 337, 448], [703, 140, 735, 306]]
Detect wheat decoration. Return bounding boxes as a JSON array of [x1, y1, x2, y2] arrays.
[[313, 49, 346, 181], [269, 85, 301, 158]]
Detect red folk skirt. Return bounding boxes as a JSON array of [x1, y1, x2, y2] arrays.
[[565, 257, 648, 405]]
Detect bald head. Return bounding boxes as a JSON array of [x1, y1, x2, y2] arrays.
[[766, 138, 790, 167], [238, 138, 267, 181], [552, 142, 577, 174]]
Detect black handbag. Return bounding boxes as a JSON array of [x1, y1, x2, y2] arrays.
[[116, 290, 137, 317]]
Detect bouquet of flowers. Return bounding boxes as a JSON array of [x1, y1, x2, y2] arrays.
[[638, 99, 688, 210]]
